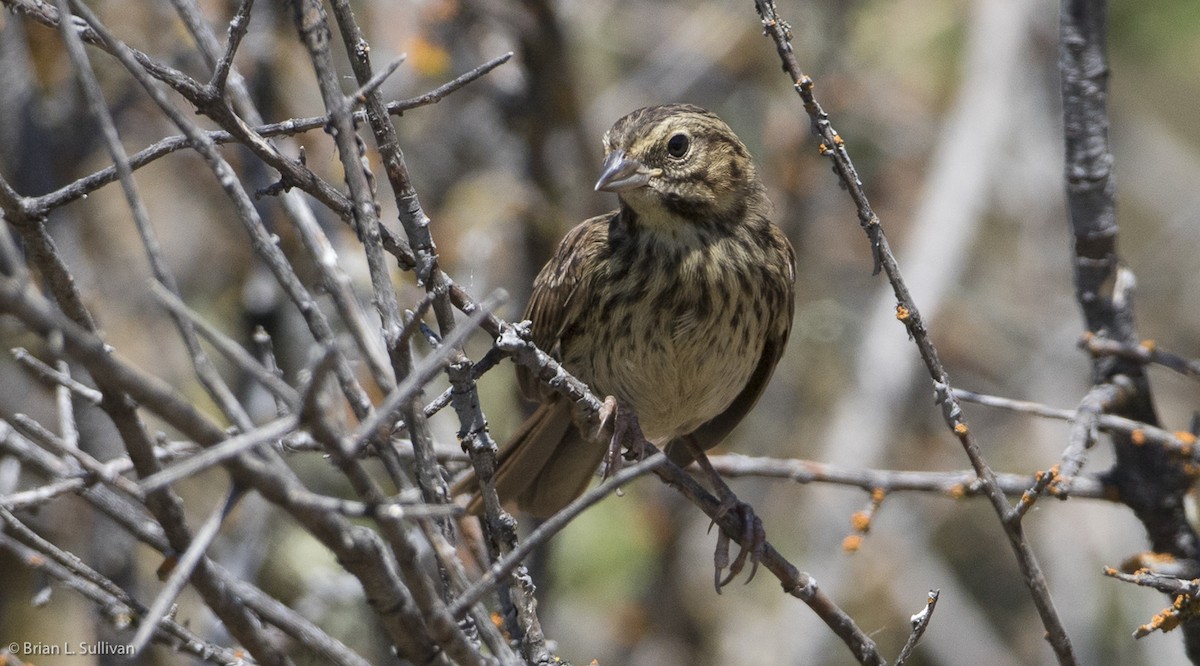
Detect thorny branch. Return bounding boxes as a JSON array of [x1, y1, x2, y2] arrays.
[[753, 0, 1077, 662]]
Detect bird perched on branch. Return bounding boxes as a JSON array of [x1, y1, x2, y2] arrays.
[[460, 104, 794, 552]]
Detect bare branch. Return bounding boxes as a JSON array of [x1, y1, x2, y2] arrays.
[[752, 0, 1078, 660], [1083, 334, 1200, 381], [706, 454, 1109, 500], [1061, 0, 1200, 653]]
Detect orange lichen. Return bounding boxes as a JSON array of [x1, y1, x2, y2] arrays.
[[871, 488, 886, 503], [850, 511, 872, 532], [842, 534, 862, 553], [1147, 607, 1181, 634], [895, 304, 910, 321], [406, 35, 451, 77], [948, 483, 966, 499], [953, 423, 968, 436], [1131, 429, 1147, 446], [1141, 339, 1157, 353]]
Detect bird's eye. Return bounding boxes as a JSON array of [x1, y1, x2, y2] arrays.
[[666, 133, 690, 158]]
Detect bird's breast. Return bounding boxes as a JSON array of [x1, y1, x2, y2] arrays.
[[565, 231, 776, 442]]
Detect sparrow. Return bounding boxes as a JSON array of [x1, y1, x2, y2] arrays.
[[462, 103, 795, 522]]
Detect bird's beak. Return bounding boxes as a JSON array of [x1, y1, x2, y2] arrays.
[[594, 151, 659, 192]]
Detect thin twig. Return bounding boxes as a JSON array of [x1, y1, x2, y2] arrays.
[[149, 283, 301, 411], [11, 347, 104, 404], [348, 290, 506, 455], [895, 590, 940, 666], [281, 490, 464, 519], [208, 0, 255, 94], [129, 488, 245, 655], [647, 438, 886, 666], [137, 415, 299, 493], [1010, 466, 1063, 523], [752, 1, 1078, 661], [22, 51, 512, 214], [450, 453, 669, 616], [70, 0, 374, 423], [5, 412, 144, 501], [57, 0, 252, 432], [1056, 382, 1126, 494], [1082, 334, 1200, 381], [706, 454, 1108, 500], [0, 266, 449, 663], [0, 511, 249, 665], [956, 387, 1200, 460]]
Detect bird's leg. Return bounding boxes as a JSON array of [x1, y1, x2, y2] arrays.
[[588, 395, 622, 481], [683, 436, 765, 591]]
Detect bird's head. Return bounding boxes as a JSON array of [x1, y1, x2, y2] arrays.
[[595, 104, 764, 228]]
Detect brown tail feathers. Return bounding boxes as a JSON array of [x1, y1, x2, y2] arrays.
[[456, 397, 608, 518]]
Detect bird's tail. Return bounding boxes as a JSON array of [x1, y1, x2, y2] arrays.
[[456, 398, 606, 518]]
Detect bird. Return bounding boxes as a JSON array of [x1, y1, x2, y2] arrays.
[[459, 103, 795, 530]]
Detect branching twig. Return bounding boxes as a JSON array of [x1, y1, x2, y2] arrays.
[[706, 454, 1109, 500], [752, 0, 1078, 661], [954, 388, 1199, 458], [1105, 568, 1200, 640]]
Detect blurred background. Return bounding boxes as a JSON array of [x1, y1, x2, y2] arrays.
[[2, 0, 1200, 664]]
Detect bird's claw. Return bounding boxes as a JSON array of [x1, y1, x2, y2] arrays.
[[600, 397, 647, 482], [712, 499, 765, 592]]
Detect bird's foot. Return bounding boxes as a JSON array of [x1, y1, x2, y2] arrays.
[[710, 497, 765, 591], [684, 437, 765, 591], [599, 396, 647, 482]]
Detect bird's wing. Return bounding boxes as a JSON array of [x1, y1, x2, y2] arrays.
[[517, 211, 615, 401]]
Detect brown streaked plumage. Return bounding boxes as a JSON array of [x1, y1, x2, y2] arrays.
[[462, 103, 795, 518]]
